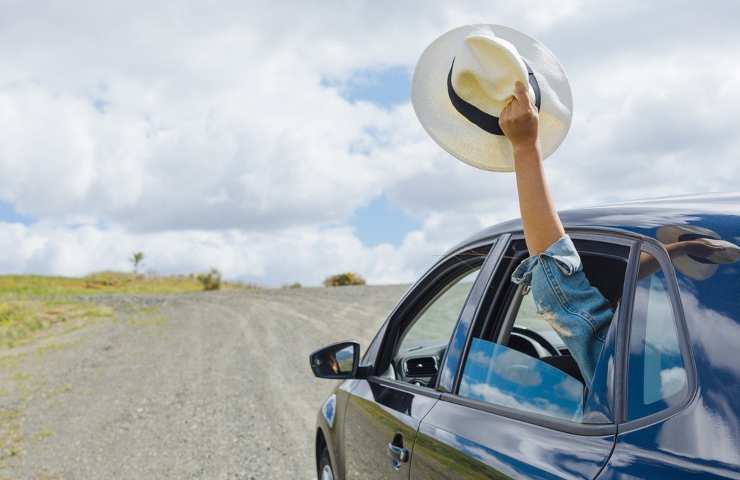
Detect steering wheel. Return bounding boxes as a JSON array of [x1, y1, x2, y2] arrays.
[[511, 327, 560, 357]]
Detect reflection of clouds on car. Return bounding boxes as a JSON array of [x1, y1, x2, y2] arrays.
[[432, 428, 501, 468], [636, 282, 678, 353], [554, 375, 584, 401], [491, 349, 543, 386], [660, 367, 688, 399], [460, 379, 582, 422], [467, 349, 491, 368], [677, 289, 740, 376], [460, 338, 584, 422]]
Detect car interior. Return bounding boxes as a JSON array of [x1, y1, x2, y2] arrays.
[[389, 237, 628, 390], [491, 247, 627, 384]]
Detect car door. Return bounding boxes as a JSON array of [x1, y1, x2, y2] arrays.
[[412, 233, 637, 479], [341, 238, 506, 479], [599, 239, 739, 479]]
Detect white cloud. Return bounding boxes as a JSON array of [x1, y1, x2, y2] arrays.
[[0, 216, 465, 286], [0, 0, 739, 285]]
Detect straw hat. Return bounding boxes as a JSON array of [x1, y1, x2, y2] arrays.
[[412, 24, 573, 171], [656, 225, 740, 280]]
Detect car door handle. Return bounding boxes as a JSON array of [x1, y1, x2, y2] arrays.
[[387, 442, 410, 470]]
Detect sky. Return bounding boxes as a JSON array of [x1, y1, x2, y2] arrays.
[[1, 0, 739, 286]]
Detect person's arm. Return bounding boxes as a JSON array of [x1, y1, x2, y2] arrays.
[[499, 81, 564, 256]]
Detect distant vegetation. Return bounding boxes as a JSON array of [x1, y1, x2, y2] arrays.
[[0, 272, 201, 296], [0, 271, 252, 297], [0, 300, 112, 348], [0, 270, 254, 349], [196, 268, 222, 291], [323, 272, 366, 287], [130, 251, 145, 274], [283, 282, 302, 289]]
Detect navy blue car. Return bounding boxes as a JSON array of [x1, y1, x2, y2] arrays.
[[309, 193, 740, 479]]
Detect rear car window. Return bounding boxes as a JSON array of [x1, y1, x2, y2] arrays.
[[626, 249, 688, 420]]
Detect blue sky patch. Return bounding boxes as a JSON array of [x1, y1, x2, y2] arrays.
[[93, 98, 110, 113], [0, 201, 34, 225], [351, 195, 420, 247], [328, 66, 416, 246], [325, 65, 411, 108]]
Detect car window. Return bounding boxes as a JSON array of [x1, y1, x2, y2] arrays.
[[456, 239, 628, 424], [459, 284, 587, 422], [626, 250, 688, 420], [391, 267, 482, 387], [460, 337, 585, 422], [400, 269, 479, 349], [505, 290, 567, 357]]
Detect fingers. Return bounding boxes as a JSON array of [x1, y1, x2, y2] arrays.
[[498, 102, 510, 131], [513, 81, 531, 107], [500, 81, 535, 133], [500, 97, 512, 116]]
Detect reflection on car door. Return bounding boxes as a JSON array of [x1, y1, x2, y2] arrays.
[[343, 379, 438, 478], [342, 241, 498, 479], [411, 400, 616, 479], [410, 234, 634, 479]]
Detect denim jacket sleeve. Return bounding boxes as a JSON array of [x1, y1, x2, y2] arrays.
[[511, 235, 614, 385]]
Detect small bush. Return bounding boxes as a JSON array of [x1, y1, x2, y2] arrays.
[[197, 268, 222, 291], [84, 271, 136, 289], [283, 282, 302, 289], [323, 272, 366, 287], [130, 251, 145, 274]]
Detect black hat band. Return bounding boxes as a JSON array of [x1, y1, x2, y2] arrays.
[[447, 58, 541, 136]]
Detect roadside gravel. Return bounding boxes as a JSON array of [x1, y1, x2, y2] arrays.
[[0, 285, 408, 479]]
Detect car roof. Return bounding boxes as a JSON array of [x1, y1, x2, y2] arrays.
[[456, 192, 740, 249]]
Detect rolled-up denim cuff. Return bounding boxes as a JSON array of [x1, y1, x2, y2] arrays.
[[511, 235, 582, 286]]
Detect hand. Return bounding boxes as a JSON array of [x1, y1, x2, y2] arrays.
[[499, 81, 539, 151], [679, 239, 738, 261]]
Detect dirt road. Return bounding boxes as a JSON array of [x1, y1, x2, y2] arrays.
[[0, 285, 407, 479]]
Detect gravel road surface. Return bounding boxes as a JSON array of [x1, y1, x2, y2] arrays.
[[0, 285, 408, 479]]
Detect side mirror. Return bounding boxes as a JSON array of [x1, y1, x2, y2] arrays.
[[309, 341, 360, 379]]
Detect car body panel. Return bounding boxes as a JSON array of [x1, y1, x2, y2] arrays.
[[342, 378, 438, 478], [598, 406, 740, 479], [316, 380, 356, 480], [600, 206, 740, 479], [412, 400, 615, 479], [314, 192, 740, 479]]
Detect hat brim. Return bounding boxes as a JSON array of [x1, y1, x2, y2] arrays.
[[412, 24, 573, 172]]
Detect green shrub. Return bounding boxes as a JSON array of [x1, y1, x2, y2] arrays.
[[283, 282, 302, 289], [323, 272, 366, 287], [197, 268, 222, 291], [84, 271, 136, 289]]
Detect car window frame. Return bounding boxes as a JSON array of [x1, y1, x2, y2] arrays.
[[616, 237, 698, 431], [367, 237, 503, 397], [440, 229, 641, 437]]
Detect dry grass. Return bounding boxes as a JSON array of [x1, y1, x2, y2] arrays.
[[0, 272, 257, 351], [0, 271, 251, 297], [0, 301, 113, 349]]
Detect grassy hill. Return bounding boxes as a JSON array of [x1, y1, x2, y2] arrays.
[[0, 272, 250, 349]]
